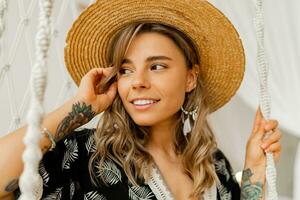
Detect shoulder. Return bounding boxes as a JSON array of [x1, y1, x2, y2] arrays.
[[44, 128, 96, 156], [65, 128, 96, 142], [41, 128, 97, 173], [212, 148, 237, 180], [39, 128, 98, 198], [213, 148, 241, 199], [58, 128, 96, 154], [213, 148, 235, 182]]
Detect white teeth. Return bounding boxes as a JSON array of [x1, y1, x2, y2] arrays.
[[133, 99, 157, 105]]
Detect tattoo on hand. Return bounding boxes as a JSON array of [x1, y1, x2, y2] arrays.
[[5, 179, 19, 192], [55, 102, 95, 141], [241, 168, 263, 200]]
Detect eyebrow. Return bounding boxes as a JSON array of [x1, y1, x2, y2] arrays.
[[122, 56, 172, 64]]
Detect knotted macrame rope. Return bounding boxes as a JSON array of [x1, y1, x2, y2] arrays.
[[18, 0, 53, 199], [0, 0, 8, 84], [253, 0, 278, 199], [0, 0, 7, 38]]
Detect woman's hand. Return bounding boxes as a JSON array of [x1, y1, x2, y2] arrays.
[[244, 107, 282, 169], [74, 67, 118, 114], [241, 107, 282, 200]]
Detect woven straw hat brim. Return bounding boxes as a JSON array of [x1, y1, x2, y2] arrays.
[[64, 0, 245, 112]]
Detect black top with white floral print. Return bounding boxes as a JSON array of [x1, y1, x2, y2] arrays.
[[19, 128, 241, 199]]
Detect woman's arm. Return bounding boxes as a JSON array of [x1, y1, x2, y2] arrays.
[[241, 165, 265, 199], [0, 97, 95, 199], [0, 67, 117, 199]]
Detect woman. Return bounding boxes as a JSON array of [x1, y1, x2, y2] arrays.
[[0, 1, 282, 200]]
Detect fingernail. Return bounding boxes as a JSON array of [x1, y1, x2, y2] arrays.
[[264, 124, 270, 129], [261, 143, 267, 149]]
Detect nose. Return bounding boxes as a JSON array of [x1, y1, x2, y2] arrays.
[[131, 70, 150, 89]]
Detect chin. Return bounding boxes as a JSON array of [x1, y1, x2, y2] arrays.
[[130, 117, 158, 127]]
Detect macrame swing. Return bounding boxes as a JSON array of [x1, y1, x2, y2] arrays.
[[253, 0, 278, 199], [17, 0, 53, 199], [0, 0, 278, 199]]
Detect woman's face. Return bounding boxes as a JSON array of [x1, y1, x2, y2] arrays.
[[117, 32, 197, 127]]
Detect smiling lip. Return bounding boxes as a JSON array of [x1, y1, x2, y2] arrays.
[[132, 102, 158, 110], [131, 100, 160, 111]]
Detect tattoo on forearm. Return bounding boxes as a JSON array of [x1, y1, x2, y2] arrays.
[[241, 168, 263, 200], [5, 179, 19, 192], [55, 102, 95, 141]]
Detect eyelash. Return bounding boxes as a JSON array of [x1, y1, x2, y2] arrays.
[[119, 64, 166, 75], [118, 68, 131, 75]]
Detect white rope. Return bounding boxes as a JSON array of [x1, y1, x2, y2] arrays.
[[6, 68, 20, 130], [18, 0, 53, 199], [0, 0, 8, 83], [0, 0, 7, 38], [8, 0, 36, 65], [1, 0, 75, 136], [253, 0, 278, 199]]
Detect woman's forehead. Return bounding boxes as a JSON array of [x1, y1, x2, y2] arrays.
[[123, 33, 185, 64], [122, 56, 173, 65]]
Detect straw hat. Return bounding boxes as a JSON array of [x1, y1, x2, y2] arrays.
[[64, 0, 245, 112]]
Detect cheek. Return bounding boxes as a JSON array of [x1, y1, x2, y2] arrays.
[[117, 80, 129, 102], [158, 79, 186, 110], [156, 74, 185, 115]]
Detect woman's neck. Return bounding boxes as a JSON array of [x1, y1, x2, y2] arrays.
[[146, 119, 177, 160]]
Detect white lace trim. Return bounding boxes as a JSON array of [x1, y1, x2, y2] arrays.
[[203, 182, 217, 200], [147, 164, 174, 200], [147, 165, 217, 200]]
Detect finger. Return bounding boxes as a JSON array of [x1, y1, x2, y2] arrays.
[[89, 67, 104, 76], [252, 117, 266, 140], [252, 107, 263, 133], [97, 82, 117, 109], [264, 119, 279, 132], [273, 151, 281, 164], [85, 68, 104, 84], [261, 129, 282, 149], [264, 142, 281, 153], [102, 67, 114, 76], [88, 67, 113, 81], [105, 81, 118, 100], [99, 67, 117, 87]]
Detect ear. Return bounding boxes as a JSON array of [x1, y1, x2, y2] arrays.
[[185, 64, 199, 92]]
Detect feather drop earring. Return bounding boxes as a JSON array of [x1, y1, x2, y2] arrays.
[[181, 106, 198, 136]]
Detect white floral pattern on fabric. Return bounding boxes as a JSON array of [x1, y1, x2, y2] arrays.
[[217, 183, 232, 200], [84, 191, 107, 200], [37, 129, 240, 200], [97, 160, 122, 185], [39, 161, 50, 187], [129, 185, 155, 200], [62, 139, 79, 170], [70, 180, 75, 199], [215, 158, 230, 181], [42, 187, 63, 200], [85, 134, 96, 154]]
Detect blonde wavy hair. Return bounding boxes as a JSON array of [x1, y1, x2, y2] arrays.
[[88, 23, 220, 198]]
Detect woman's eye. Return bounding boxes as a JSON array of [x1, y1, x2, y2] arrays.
[[119, 68, 132, 75], [151, 64, 166, 70]]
